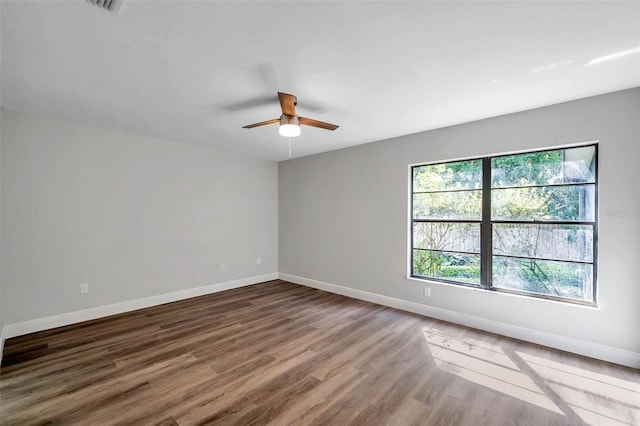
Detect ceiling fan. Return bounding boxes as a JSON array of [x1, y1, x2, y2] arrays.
[[243, 92, 339, 137]]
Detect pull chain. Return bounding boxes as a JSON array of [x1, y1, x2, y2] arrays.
[[288, 137, 292, 158]]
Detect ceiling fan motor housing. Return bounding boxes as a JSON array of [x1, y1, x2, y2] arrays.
[[280, 114, 299, 125]]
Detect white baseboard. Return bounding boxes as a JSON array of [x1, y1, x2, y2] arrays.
[[278, 272, 640, 369], [2, 273, 278, 340]]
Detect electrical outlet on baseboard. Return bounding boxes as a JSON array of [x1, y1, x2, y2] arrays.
[[80, 283, 89, 294], [423, 287, 431, 297]]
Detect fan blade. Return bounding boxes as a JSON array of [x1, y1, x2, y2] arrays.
[[299, 117, 339, 131], [278, 92, 297, 116], [242, 118, 280, 129]]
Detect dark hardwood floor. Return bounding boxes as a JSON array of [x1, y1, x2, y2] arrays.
[[1, 280, 638, 425]]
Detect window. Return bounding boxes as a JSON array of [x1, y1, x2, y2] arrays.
[[411, 144, 597, 305]]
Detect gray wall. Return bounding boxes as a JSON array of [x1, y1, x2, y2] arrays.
[[1, 109, 278, 324], [279, 88, 640, 355]]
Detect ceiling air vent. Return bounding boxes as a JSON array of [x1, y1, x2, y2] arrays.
[[87, 0, 120, 13]]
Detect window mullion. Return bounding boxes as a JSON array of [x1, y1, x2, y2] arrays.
[[481, 157, 492, 289]]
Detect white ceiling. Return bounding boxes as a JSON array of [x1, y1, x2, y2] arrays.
[[2, 1, 639, 161]]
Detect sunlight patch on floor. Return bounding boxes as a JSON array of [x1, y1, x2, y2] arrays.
[[423, 330, 519, 370], [518, 351, 640, 426], [423, 328, 563, 414], [516, 351, 640, 393]]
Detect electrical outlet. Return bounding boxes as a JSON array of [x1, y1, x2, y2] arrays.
[[424, 287, 431, 297], [257, 256, 261, 265], [80, 283, 89, 294], [220, 263, 226, 271]]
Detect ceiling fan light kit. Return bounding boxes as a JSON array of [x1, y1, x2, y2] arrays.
[[243, 92, 339, 138], [279, 115, 301, 137]]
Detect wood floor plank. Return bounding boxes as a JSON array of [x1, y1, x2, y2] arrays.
[[2, 280, 638, 426], [269, 365, 367, 425], [172, 350, 320, 424]]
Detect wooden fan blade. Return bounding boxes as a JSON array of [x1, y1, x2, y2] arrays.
[[278, 92, 297, 116], [242, 118, 279, 129], [299, 117, 339, 131]]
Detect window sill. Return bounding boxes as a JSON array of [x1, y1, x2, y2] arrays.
[[406, 275, 599, 310]]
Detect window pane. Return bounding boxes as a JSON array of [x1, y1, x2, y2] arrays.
[[493, 256, 593, 302], [413, 250, 480, 284], [493, 224, 593, 262], [414, 222, 480, 253], [492, 146, 595, 188], [492, 185, 595, 221], [413, 190, 482, 220], [413, 160, 482, 192]]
